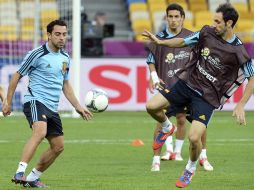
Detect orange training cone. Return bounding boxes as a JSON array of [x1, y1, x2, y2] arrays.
[[131, 139, 144, 146]]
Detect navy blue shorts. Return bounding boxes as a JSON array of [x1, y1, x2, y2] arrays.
[[23, 100, 63, 137], [160, 80, 215, 126], [165, 104, 188, 118]]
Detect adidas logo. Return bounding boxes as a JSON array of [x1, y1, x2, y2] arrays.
[[46, 64, 51, 68], [199, 115, 206, 121]]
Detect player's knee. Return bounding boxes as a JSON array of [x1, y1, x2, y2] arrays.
[[32, 131, 47, 142], [52, 144, 64, 155], [176, 113, 186, 126], [146, 101, 157, 114], [188, 133, 200, 144]]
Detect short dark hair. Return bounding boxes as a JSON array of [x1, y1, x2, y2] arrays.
[[166, 3, 185, 18], [47, 20, 67, 33], [216, 3, 238, 28]]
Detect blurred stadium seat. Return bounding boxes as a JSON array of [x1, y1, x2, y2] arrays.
[[208, 0, 227, 12], [189, 0, 208, 12], [129, 2, 147, 12], [194, 11, 213, 28]]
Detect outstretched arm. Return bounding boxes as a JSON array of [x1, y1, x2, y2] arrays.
[[142, 30, 186, 47], [63, 80, 92, 120], [2, 72, 22, 116], [233, 76, 254, 125]]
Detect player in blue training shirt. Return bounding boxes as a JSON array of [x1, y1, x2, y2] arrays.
[[2, 20, 93, 188]]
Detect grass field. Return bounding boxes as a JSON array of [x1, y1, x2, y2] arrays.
[[0, 111, 254, 190]]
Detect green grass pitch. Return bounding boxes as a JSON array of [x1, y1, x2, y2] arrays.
[[0, 111, 254, 190]]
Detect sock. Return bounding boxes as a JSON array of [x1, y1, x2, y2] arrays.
[[200, 149, 207, 159], [185, 158, 197, 173], [165, 136, 173, 153], [16, 161, 28, 174], [26, 168, 42, 182], [152, 156, 160, 165], [161, 118, 173, 133], [174, 139, 184, 154]]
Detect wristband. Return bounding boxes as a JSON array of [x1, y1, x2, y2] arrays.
[[151, 71, 160, 85]]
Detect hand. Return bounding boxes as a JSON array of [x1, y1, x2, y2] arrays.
[[232, 103, 246, 125], [2, 99, 11, 117], [142, 29, 162, 45], [149, 78, 155, 94], [155, 79, 166, 90], [75, 106, 93, 121]]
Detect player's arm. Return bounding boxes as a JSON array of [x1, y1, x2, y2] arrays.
[[2, 72, 22, 116], [0, 85, 4, 102], [233, 60, 254, 125], [63, 80, 92, 120], [143, 30, 200, 47], [147, 52, 160, 93]]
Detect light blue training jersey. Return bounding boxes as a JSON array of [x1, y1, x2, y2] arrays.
[[18, 42, 71, 112], [184, 31, 254, 78]]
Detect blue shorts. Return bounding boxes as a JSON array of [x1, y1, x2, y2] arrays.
[[165, 104, 188, 118], [160, 80, 215, 127], [23, 100, 63, 137]]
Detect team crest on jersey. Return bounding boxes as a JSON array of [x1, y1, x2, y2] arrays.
[[62, 61, 68, 74], [201, 47, 210, 58], [201, 47, 223, 69], [165, 53, 175, 64]]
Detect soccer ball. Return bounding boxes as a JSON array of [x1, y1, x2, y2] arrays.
[[84, 88, 109, 113]]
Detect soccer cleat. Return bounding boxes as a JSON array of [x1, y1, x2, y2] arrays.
[[11, 172, 26, 185], [175, 152, 183, 161], [23, 178, 48, 188], [199, 158, 214, 171], [151, 163, 160, 172], [175, 169, 194, 188], [161, 151, 176, 161], [153, 125, 176, 150]]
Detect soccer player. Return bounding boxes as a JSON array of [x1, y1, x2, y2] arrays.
[[2, 20, 93, 188], [147, 3, 213, 172], [143, 3, 254, 188]]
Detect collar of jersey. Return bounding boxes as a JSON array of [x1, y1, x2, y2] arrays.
[[46, 42, 61, 54]]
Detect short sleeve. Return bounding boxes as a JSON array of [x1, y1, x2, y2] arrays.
[[64, 57, 71, 80], [242, 59, 254, 78], [146, 52, 155, 64], [18, 47, 44, 76], [184, 31, 200, 46]]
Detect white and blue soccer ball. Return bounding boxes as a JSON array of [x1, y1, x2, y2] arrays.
[[85, 88, 109, 113]]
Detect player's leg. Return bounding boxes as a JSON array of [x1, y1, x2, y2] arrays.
[[199, 130, 213, 171], [12, 101, 47, 185], [161, 108, 185, 161], [176, 121, 205, 188], [146, 93, 176, 150], [151, 123, 163, 171], [176, 94, 215, 188], [24, 136, 64, 188], [174, 113, 186, 161], [25, 110, 64, 188]]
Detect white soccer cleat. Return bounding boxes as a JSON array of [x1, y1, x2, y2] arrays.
[[175, 152, 183, 161], [199, 158, 214, 171], [151, 163, 160, 172]]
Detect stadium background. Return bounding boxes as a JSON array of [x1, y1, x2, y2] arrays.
[[0, 0, 254, 112], [0, 1, 254, 190]]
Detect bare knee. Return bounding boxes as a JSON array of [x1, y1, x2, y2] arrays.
[[146, 101, 158, 115], [188, 133, 200, 145], [176, 113, 186, 127], [52, 144, 64, 155]]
